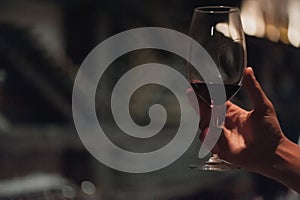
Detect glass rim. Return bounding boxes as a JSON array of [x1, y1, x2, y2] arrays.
[[194, 6, 240, 14]]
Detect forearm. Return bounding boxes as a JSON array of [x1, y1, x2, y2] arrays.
[[262, 137, 300, 193]]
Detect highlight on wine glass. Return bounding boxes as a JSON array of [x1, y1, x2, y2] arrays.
[[187, 6, 247, 171]]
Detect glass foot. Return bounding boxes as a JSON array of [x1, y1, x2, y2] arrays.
[[189, 155, 240, 171]]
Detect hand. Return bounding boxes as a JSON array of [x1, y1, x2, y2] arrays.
[[214, 67, 300, 192], [217, 67, 285, 174], [188, 67, 300, 192], [187, 67, 286, 171]]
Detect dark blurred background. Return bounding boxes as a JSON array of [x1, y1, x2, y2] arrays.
[[0, 0, 299, 199]]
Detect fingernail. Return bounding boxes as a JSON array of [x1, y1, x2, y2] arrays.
[[247, 67, 254, 76]]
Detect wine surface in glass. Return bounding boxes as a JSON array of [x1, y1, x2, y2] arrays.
[[191, 82, 241, 106]]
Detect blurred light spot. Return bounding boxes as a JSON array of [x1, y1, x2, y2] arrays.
[[279, 27, 289, 44], [288, 28, 300, 47], [229, 23, 239, 40], [81, 181, 96, 195], [241, 0, 300, 47], [62, 185, 75, 199], [215, 23, 230, 37], [287, 0, 300, 47], [266, 24, 280, 42], [241, 0, 265, 37]]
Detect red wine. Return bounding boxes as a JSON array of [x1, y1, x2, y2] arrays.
[[191, 82, 241, 105]]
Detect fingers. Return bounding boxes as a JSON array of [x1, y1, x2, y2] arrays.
[[225, 101, 240, 111], [242, 67, 273, 112]]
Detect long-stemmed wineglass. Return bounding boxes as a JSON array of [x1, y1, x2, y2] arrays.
[[187, 6, 247, 170]]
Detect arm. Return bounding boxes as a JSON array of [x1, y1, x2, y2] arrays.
[[266, 136, 300, 193]]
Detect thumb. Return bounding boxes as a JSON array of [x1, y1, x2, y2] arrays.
[[242, 67, 272, 111]]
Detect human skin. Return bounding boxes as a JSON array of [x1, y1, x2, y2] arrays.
[[189, 67, 300, 193]]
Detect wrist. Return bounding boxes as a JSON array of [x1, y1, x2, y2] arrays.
[[262, 136, 300, 192]]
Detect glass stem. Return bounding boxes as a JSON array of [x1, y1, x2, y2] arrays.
[[211, 102, 224, 161]]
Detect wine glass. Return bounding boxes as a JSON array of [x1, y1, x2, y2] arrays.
[[187, 6, 247, 170]]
